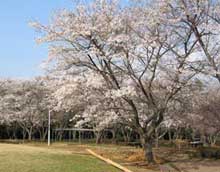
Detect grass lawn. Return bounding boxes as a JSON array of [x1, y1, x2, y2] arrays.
[[1, 142, 219, 172], [0, 143, 120, 172]]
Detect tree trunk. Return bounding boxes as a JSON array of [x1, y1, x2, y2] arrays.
[[12, 129, 17, 140], [6, 127, 10, 139], [58, 131, 63, 141], [95, 131, 103, 144], [28, 132, 32, 141], [111, 130, 117, 144], [22, 129, 27, 141], [39, 129, 42, 140], [26, 127, 33, 141], [122, 128, 128, 142], [155, 128, 159, 148], [42, 128, 48, 141], [168, 129, 172, 143], [140, 135, 155, 164], [72, 131, 76, 140], [208, 134, 218, 147], [126, 132, 131, 143], [201, 132, 208, 147], [144, 142, 154, 163]]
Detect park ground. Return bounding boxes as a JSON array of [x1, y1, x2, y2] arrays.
[[0, 142, 220, 172]]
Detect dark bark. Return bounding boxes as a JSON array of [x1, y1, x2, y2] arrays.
[[155, 128, 159, 148], [145, 141, 154, 163], [141, 136, 155, 163], [140, 110, 164, 163], [121, 128, 128, 143], [39, 128, 48, 141]]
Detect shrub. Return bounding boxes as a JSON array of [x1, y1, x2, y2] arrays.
[[199, 147, 220, 159]]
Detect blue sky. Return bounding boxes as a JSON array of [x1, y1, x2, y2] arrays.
[[0, 0, 130, 78], [0, 0, 74, 78]]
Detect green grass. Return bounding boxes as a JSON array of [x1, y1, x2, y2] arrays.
[[0, 143, 120, 172]]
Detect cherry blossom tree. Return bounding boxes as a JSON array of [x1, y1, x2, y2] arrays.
[[189, 87, 220, 146], [52, 72, 118, 143], [163, 0, 220, 83], [0, 78, 51, 140], [0, 79, 20, 138], [31, 0, 202, 162]]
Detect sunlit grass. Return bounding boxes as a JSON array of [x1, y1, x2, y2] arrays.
[[0, 143, 120, 172]]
